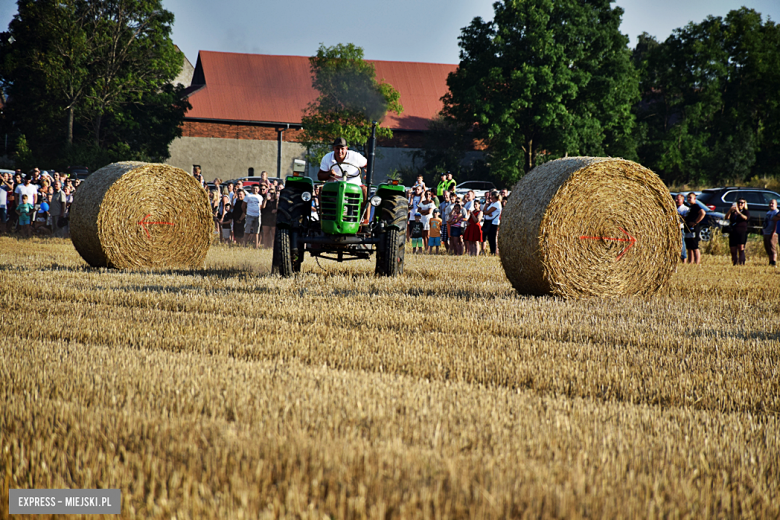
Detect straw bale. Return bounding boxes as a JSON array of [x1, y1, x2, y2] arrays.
[[70, 161, 212, 269], [499, 157, 678, 299]]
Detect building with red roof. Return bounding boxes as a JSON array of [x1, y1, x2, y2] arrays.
[[167, 51, 457, 182]]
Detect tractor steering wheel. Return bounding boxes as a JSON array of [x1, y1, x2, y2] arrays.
[[330, 162, 363, 180]]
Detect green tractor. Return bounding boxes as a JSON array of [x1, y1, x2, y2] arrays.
[[271, 124, 407, 277]]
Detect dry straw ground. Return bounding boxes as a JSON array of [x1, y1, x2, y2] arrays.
[[1, 236, 778, 519]]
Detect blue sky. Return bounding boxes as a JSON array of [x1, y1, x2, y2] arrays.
[[2, 1, 779, 65]]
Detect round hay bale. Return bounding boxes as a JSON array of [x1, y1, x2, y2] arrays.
[[498, 157, 678, 299], [70, 161, 212, 269]]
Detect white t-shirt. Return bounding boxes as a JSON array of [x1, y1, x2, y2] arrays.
[[408, 195, 421, 221], [464, 199, 475, 212], [485, 202, 502, 225], [320, 150, 367, 186], [418, 201, 436, 230], [677, 204, 689, 229], [244, 193, 263, 218], [15, 183, 38, 205], [0, 187, 7, 208]]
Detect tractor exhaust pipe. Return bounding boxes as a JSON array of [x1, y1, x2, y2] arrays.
[[365, 121, 377, 189]]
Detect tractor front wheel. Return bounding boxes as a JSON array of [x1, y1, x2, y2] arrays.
[[376, 227, 404, 276], [272, 227, 300, 277]]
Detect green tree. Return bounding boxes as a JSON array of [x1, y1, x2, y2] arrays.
[[0, 0, 188, 169], [442, 0, 639, 185], [300, 43, 402, 164], [633, 8, 780, 184]]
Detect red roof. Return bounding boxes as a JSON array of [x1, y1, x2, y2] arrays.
[[185, 51, 457, 131]]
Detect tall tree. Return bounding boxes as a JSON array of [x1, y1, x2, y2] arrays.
[[442, 0, 639, 185], [0, 0, 187, 169], [633, 8, 780, 184], [300, 43, 402, 164]]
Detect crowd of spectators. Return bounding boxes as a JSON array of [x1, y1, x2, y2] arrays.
[[1, 168, 77, 238], [406, 173, 509, 256], [676, 191, 779, 266], [197, 171, 281, 249]]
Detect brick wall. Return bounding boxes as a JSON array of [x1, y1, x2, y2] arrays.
[[181, 121, 306, 142], [182, 120, 430, 149]]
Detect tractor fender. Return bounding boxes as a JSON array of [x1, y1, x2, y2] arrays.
[[276, 190, 309, 227]]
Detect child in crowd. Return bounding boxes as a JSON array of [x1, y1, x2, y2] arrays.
[[409, 213, 424, 254], [16, 194, 34, 238], [428, 209, 442, 254], [220, 202, 232, 244]]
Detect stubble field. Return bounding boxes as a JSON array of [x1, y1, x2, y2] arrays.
[[1, 235, 779, 519]]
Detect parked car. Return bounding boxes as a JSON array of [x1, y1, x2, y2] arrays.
[[671, 192, 728, 242], [697, 187, 780, 233], [65, 165, 90, 180], [454, 180, 496, 199], [238, 176, 284, 186]]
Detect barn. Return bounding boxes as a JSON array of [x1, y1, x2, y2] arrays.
[[167, 51, 457, 182]]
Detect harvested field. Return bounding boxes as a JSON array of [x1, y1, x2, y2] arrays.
[[1, 236, 779, 519]]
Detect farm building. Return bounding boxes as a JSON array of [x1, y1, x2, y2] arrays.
[[167, 51, 457, 182]]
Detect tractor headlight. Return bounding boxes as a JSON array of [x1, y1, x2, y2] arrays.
[[301, 192, 312, 202], [370, 195, 382, 207]]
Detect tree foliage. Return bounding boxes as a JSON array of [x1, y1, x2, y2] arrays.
[[300, 43, 402, 164], [633, 8, 780, 184], [442, 0, 639, 185], [0, 0, 189, 170]]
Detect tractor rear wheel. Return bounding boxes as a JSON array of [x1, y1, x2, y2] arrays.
[[272, 227, 296, 277]]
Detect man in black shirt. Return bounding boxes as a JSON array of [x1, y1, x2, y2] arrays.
[[684, 192, 706, 264]]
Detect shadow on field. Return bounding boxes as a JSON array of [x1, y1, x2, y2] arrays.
[[691, 327, 780, 343], [37, 263, 256, 280]]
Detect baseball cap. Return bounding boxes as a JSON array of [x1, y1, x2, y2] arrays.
[[332, 137, 348, 147]]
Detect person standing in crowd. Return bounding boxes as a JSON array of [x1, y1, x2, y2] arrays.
[[407, 185, 423, 242], [684, 192, 705, 265], [261, 187, 278, 249], [16, 194, 34, 237], [448, 202, 466, 255], [209, 190, 221, 234], [445, 172, 456, 192], [260, 171, 269, 187], [725, 198, 750, 265], [675, 193, 688, 262], [218, 198, 232, 244], [464, 199, 483, 256], [435, 172, 449, 198], [50, 180, 68, 238], [763, 199, 778, 266], [0, 175, 8, 233], [243, 184, 264, 248], [428, 209, 442, 254], [226, 182, 236, 205], [409, 213, 424, 254], [15, 176, 37, 208], [438, 190, 451, 251], [310, 185, 321, 222], [762, 199, 779, 267], [33, 193, 49, 234], [463, 191, 475, 213], [417, 190, 436, 253], [412, 175, 427, 192], [232, 189, 246, 244], [482, 191, 502, 255]]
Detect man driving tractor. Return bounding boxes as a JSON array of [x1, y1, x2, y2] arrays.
[[318, 137, 369, 223]]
